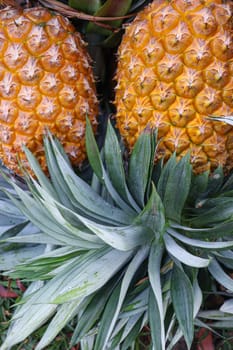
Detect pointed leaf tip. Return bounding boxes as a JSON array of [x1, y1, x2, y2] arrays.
[[128, 129, 157, 207], [161, 153, 192, 222], [85, 117, 103, 181]]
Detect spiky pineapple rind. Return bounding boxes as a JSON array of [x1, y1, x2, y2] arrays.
[[0, 6, 99, 175], [115, 0, 233, 174]]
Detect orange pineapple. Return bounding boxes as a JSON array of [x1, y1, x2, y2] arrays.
[[115, 0, 233, 174], [0, 6, 98, 175]]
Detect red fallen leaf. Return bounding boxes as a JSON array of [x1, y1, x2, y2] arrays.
[[16, 279, 27, 292], [196, 328, 214, 350], [0, 284, 18, 298], [71, 343, 80, 350]]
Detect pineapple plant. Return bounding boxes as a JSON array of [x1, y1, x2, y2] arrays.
[[0, 4, 99, 175], [0, 120, 233, 350], [0, 0, 233, 350], [115, 0, 233, 174]]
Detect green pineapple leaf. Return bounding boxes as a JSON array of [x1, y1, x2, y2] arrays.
[[167, 227, 233, 250], [149, 289, 164, 350], [104, 120, 140, 212], [51, 247, 133, 304], [135, 183, 165, 235], [171, 263, 194, 349], [204, 167, 224, 196], [216, 250, 233, 269], [148, 241, 165, 350], [35, 300, 82, 350], [70, 214, 153, 251], [157, 153, 177, 200], [23, 146, 57, 200], [119, 316, 144, 350], [208, 258, 233, 292], [128, 129, 157, 207], [164, 233, 210, 268], [94, 245, 149, 349], [221, 171, 233, 192], [220, 299, 233, 314], [162, 153, 192, 222], [70, 282, 115, 346], [187, 171, 209, 205], [0, 244, 45, 272], [85, 118, 137, 216]]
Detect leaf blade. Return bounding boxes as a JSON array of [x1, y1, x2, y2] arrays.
[[171, 264, 194, 349], [208, 258, 233, 292], [148, 241, 165, 350], [163, 154, 192, 222], [104, 120, 140, 212], [128, 130, 156, 207], [164, 233, 210, 268]]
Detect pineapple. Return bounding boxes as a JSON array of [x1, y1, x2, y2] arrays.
[[115, 0, 233, 174], [0, 6, 98, 175]]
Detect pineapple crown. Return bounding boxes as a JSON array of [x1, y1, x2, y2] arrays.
[[1, 119, 233, 349]]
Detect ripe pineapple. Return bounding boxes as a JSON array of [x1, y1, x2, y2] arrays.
[[115, 0, 233, 174], [0, 6, 99, 175]]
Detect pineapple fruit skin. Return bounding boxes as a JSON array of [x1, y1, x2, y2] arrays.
[[115, 0, 233, 174], [0, 7, 98, 175]]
